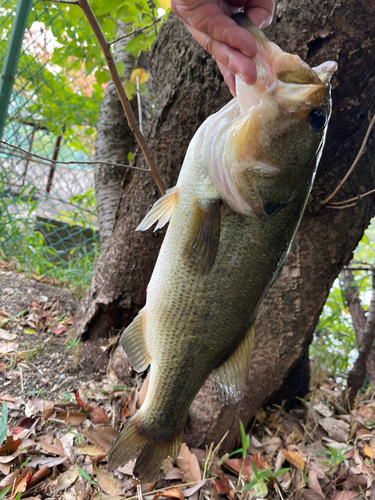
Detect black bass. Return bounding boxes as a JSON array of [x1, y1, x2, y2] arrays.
[[109, 14, 337, 482]]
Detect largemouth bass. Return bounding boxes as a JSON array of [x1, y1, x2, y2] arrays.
[[108, 14, 337, 482]]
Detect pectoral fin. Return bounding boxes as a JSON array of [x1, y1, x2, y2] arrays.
[[136, 186, 178, 231], [212, 322, 255, 403], [182, 199, 221, 275], [120, 309, 150, 373]]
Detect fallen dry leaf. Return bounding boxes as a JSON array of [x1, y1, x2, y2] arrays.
[[363, 445, 373, 458], [28, 465, 51, 488], [73, 444, 106, 456], [0, 436, 22, 455], [27, 456, 67, 468], [176, 443, 201, 483], [0, 470, 20, 491], [84, 425, 119, 453], [39, 437, 65, 457], [0, 329, 16, 341], [301, 491, 325, 500], [0, 394, 17, 402], [10, 468, 32, 500], [183, 479, 206, 497], [214, 473, 229, 495], [355, 428, 372, 440], [282, 449, 305, 470], [0, 363, 6, 372], [313, 402, 334, 418], [224, 457, 253, 478], [43, 405, 55, 421], [0, 313, 10, 326], [89, 407, 109, 425], [319, 417, 350, 442], [332, 491, 359, 500], [154, 488, 184, 500], [0, 341, 18, 354], [357, 404, 375, 421], [51, 324, 65, 335], [59, 411, 87, 425], [49, 466, 79, 495], [94, 467, 122, 495]]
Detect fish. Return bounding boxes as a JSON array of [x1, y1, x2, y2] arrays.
[[108, 13, 337, 483]]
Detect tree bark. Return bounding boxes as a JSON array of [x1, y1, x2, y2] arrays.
[[346, 269, 375, 408], [94, 23, 152, 247], [341, 268, 375, 383], [75, 0, 375, 450]]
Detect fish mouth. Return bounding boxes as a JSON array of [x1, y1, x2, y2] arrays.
[[233, 14, 337, 115]]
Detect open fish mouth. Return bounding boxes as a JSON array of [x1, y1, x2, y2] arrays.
[[233, 13, 337, 116]]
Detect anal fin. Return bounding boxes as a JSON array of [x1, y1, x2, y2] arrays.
[[120, 309, 150, 373], [136, 186, 178, 231], [212, 322, 255, 403], [182, 198, 221, 275]]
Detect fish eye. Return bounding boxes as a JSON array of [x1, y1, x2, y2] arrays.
[[309, 109, 326, 130]]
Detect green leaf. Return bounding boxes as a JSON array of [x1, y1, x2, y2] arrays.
[[0, 486, 11, 499], [94, 0, 124, 16], [23, 329, 38, 335], [115, 61, 125, 76], [123, 80, 136, 100], [76, 465, 98, 485], [125, 37, 142, 58]]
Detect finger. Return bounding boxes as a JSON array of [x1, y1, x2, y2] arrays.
[[217, 62, 236, 96], [243, 0, 275, 28], [190, 27, 257, 85], [188, 4, 257, 58]]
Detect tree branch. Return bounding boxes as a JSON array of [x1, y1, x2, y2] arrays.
[[322, 113, 375, 206], [345, 268, 375, 408], [76, 0, 166, 195], [43, 0, 79, 4], [0, 140, 149, 172], [327, 187, 375, 206], [108, 18, 162, 46]]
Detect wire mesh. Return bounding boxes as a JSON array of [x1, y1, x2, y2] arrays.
[[0, 0, 105, 289]]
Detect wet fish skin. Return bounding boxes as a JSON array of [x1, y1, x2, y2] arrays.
[[108, 14, 337, 483]]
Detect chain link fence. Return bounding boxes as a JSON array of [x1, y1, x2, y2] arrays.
[[0, 0, 105, 289]]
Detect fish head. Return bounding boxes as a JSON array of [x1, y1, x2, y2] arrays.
[[204, 14, 337, 219]]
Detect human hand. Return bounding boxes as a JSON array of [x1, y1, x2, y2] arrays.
[[170, 0, 275, 96]]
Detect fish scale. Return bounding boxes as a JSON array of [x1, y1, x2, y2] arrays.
[[108, 13, 337, 482]]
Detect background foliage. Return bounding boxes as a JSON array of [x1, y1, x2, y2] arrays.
[[0, 0, 168, 291]]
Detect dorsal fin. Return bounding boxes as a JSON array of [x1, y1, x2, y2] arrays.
[[136, 186, 179, 231], [182, 198, 221, 275], [211, 322, 255, 403], [120, 309, 150, 373]]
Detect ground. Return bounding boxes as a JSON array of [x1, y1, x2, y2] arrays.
[[1, 263, 375, 500]]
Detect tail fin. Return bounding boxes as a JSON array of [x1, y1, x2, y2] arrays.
[[108, 414, 183, 483]]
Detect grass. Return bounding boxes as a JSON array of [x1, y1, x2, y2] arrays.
[[0, 185, 99, 293]]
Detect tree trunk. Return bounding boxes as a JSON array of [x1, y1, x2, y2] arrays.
[[341, 268, 375, 383], [95, 23, 152, 246], [75, 0, 375, 450]]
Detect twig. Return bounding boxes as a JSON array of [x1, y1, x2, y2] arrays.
[[124, 478, 214, 500], [109, 18, 162, 46], [326, 203, 356, 210], [136, 76, 143, 134], [0, 140, 149, 172], [43, 0, 79, 4], [327, 187, 375, 205], [322, 113, 375, 205], [77, 0, 166, 195]]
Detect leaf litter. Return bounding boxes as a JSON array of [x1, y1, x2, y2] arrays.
[[2, 269, 375, 499]]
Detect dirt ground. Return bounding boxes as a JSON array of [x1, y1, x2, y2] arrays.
[[2, 263, 375, 500], [0, 262, 110, 399]]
